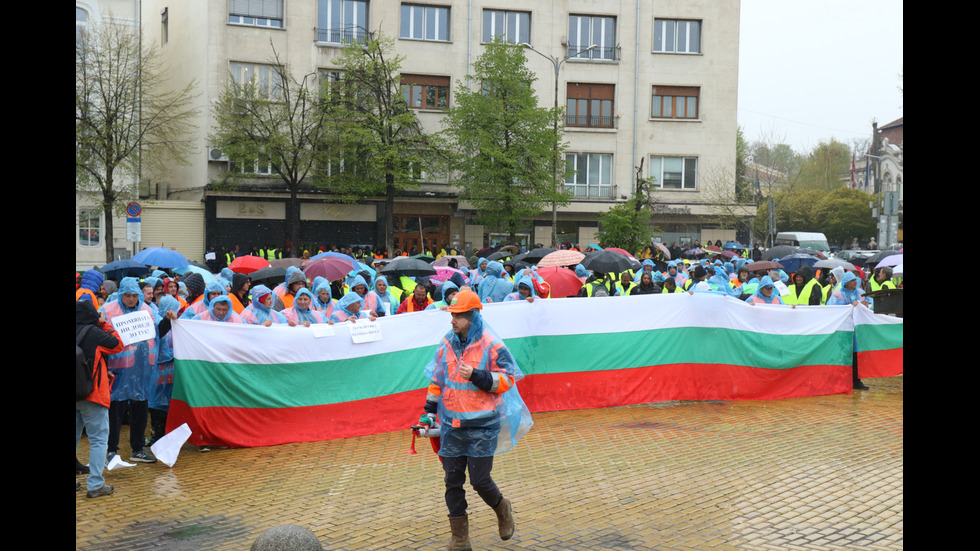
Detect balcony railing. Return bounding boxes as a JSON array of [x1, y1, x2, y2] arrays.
[[567, 45, 620, 61], [315, 27, 370, 45], [565, 115, 617, 128]]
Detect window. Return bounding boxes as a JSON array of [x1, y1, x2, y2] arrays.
[[568, 15, 616, 60], [317, 0, 369, 44], [566, 83, 614, 128], [231, 155, 276, 175], [401, 74, 450, 110], [565, 153, 613, 198], [230, 62, 283, 99], [401, 4, 449, 42], [229, 0, 284, 28], [651, 86, 699, 119], [78, 210, 101, 247], [649, 156, 698, 190], [161, 7, 169, 45], [653, 19, 701, 53], [482, 9, 530, 44], [76, 8, 88, 49]]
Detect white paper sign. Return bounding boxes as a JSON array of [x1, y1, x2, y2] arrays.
[[348, 320, 383, 344], [773, 280, 791, 296], [110, 310, 156, 346], [311, 324, 336, 338]]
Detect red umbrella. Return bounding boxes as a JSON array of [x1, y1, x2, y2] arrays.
[[303, 257, 355, 282], [228, 255, 271, 274], [535, 266, 585, 298]]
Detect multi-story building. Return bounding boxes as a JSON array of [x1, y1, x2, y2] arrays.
[[77, 0, 749, 267]]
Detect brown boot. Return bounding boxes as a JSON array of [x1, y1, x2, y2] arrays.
[[492, 497, 514, 540], [447, 514, 472, 551]]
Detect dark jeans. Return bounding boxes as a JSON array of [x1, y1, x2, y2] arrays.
[[108, 400, 148, 454], [442, 455, 502, 518]]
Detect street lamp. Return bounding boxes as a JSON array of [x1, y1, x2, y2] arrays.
[[520, 42, 597, 249]]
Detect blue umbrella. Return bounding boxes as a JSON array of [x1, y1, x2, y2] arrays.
[[100, 259, 150, 280], [174, 264, 217, 284], [775, 253, 819, 275], [132, 247, 190, 269], [723, 241, 746, 251]]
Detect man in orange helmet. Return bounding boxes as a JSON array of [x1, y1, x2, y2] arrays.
[[423, 291, 533, 551]]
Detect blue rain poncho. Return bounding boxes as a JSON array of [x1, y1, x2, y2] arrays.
[[101, 277, 158, 402], [427, 281, 460, 310], [477, 261, 512, 304], [241, 285, 288, 324], [150, 295, 180, 411], [745, 276, 782, 304], [285, 288, 325, 324], [424, 310, 533, 457], [366, 276, 398, 316], [708, 273, 740, 297], [329, 291, 369, 323], [503, 275, 536, 302], [827, 272, 873, 308]]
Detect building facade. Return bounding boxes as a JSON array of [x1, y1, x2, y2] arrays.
[[78, 0, 748, 266]]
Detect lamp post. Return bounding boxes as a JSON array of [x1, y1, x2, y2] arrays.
[[521, 42, 597, 248]]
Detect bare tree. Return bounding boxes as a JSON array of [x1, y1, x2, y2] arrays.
[[210, 43, 334, 258], [76, 14, 197, 263]]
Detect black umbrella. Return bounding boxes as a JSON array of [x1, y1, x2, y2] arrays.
[[866, 249, 902, 267], [380, 257, 437, 277], [99, 259, 150, 280], [248, 266, 287, 286], [487, 251, 513, 261], [521, 247, 557, 264], [580, 250, 634, 275], [763, 245, 802, 260]]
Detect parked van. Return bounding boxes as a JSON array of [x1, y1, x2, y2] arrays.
[[775, 232, 830, 254]]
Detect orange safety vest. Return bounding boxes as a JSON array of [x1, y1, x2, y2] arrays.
[[431, 331, 514, 428]]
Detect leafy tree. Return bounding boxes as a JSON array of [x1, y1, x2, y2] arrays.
[[814, 187, 876, 247], [796, 139, 851, 191], [326, 33, 448, 255], [210, 45, 333, 258], [76, 14, 198, 263], [442, 39, 567, 241]]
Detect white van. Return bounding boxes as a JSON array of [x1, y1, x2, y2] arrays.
[[775, 232, 830, 254]]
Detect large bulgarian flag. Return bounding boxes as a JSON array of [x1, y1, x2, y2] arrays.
[[167, 293, 902, 448]]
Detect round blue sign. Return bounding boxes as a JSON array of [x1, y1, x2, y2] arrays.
[[127, 202, 142, 217]]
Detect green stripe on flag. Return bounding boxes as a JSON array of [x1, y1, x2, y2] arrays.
[[174, 327, 852, 409]]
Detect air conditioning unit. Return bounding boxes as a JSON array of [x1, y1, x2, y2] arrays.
[[208, 147, 229, 162]]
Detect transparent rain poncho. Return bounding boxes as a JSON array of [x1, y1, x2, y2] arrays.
[[424, 310, 533, 457]]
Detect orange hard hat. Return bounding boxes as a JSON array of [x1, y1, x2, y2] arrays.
[[445, 290, 483, 313]]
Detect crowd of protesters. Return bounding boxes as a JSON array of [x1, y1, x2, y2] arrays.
[[76, 240, 901, 497]]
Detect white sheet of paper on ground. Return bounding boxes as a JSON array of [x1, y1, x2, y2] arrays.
[[150, 423, 192, 467], [106, 455, 135, 470]]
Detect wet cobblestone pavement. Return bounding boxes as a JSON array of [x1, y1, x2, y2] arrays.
[[76, 376, 902, 550]]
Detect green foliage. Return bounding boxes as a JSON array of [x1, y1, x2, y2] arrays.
[[326, 33, 446, 199], [796, 139, 851, 191], [814, 187, 877, 246], [210, 54, 331, 191], [753, 187, 875, 247], [596, 198, 654, 254], [441, 39, 567, 236]]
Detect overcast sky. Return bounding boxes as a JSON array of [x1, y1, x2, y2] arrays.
[[737, 0, 904, 153]]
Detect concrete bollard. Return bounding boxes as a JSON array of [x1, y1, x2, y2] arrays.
[[251, 525, 324, 551]]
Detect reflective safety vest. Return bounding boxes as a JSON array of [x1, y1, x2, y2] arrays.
[[782, 279, 819, 306], [434, 331, 514, 429], [870, 278, 896, 292]]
